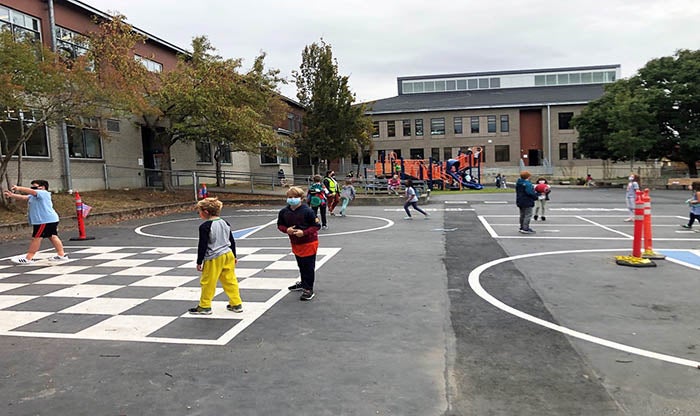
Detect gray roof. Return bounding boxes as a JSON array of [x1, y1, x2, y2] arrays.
[[364, 84, 606, 115]]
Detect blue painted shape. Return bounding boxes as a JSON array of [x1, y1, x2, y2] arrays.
[[233, 226, 262, 239], [658, 250, 700, 267]]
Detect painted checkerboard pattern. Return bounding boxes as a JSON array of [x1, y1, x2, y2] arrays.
[[0, 246, 339, 345]]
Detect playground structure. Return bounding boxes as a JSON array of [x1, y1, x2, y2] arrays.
[[372, 148, 484, 190]]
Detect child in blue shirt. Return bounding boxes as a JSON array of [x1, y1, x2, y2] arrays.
[[3, 180, 68, 264], [681, 181, 700, 229]]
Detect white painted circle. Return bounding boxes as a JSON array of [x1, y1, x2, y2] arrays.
[[468, 248, 700, 368]]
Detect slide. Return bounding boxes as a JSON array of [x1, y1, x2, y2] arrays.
[[449, 171, 483, 190]]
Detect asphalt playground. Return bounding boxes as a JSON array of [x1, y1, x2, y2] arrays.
[[0, 187, 699, 415]]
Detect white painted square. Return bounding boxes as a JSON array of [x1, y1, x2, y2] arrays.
[[162, 254, 196, 262], [96, 259, 152, 268], [72, 247, 123, 254], [233, 268, 259, 278], [0, 273, 19, 280], [238, 277, 296, 290], [153, 286, 222, 301], [40, 274, 106, 285], [25, 265, 91, 275], [45, 284, 122, 298], [0, 294, 35, 309], [0, 283, 27, 294], [61, 297, 148, 315], [112, 267, 173, 276], [238, 254, 287, 262], [78, 315, 177, 338], [0, 311, 52, 331], [264, 261, 299, 270], [143, 247, 190, 254], [129, 275, 196, 287]]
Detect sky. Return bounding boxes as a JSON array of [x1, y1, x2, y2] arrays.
[[83, 0, 700, 103]]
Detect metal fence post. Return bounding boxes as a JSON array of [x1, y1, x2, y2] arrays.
[[192, 171, 198, 201], [103, 164, 109, 190]]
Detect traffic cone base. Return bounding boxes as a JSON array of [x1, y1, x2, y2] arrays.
[[615, 255, 656, 268], [641, 250, 666, 260]]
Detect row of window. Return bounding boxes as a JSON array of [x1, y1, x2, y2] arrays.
[[0, 6, 40, 43], [195, 140, 290, 166], [379, 143, 584, 164], [402, 77, 501, 94], [534, 71, 616, 86], [373, 115, 511, 138]]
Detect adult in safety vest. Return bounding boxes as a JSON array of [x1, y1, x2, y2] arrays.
[[323, 170, 340, 215]]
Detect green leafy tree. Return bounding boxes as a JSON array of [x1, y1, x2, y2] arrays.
[[0, 29, 111, 207], [293, 39, 372, 173], [89, 17, 286, 190]]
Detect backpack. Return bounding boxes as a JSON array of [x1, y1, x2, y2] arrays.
[[308, 183, 325, 207]]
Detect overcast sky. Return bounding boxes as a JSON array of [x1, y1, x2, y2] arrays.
[[83, 0, 700, 103]]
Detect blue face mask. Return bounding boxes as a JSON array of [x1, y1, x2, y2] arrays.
[[287, 197, 301, 206]]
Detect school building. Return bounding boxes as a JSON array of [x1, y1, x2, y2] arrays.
[[1, 0, 301, 192], [364, 65, 622, 180]]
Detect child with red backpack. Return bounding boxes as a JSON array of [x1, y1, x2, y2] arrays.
[[533, 177, 551, 221]]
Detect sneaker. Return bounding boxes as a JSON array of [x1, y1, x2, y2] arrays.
[[624, 217, 633, 222], [525, 228, 536, 234], [329, 212, 335, 216], [49, 255, 69, 262], [518, 229, 528, 234], [533, 215, 539, 221], [188, 306, 212, 315], [424, 214, 430, 220], [321, 225, 328, 230], [681, 224, 692, 229], [227, 304, 243, 313], [541, 216, 546, 221], [403, 216, 413, 220], [11, 256, 35, 264], [288, 281, 303, 291], [300, 289, 315, 301]]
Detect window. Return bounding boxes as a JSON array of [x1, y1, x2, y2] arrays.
[[67, 122, 102, 159], [0, 7, 40, 43], [487, 115, 496, 133], [495, 145, 510, 162], [106, 119, 120, 133], [415, 119, 424, 136], [558, 112, 574, 130], [0, 109, 49, 157], [443, 147, 452, 161], [500, 115, 509, 132], [430, 118, 445, 135], [372, 121, 379, 138], [402, 119, 411, 136], [535, 75, 546, 86], [135, 55, 163, 73], [387, 121, 396, 137], [453, 117, 463, 134], [410, 148, 423, 159], [196, 140, 212, 163], [470, 116, 480, 134], [431, 147, 440, 161], [478, 78, 489, 89], [559, 143, 568, 160], [217, 144, 232, 164], [55, 26, 89, 62], [259, 143, 277, 164]]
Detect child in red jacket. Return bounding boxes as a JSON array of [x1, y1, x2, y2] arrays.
[[533, 178, 551, 221]]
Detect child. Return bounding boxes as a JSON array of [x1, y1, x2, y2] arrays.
[[403, 179, 429, 220], [307, 174, 328, 230], [624, 173, 640, 222], [3, 180, 68, 264], [387, 174, 401, 196], [533, 177, 551, 221], [189, 197, 242, 315], [278, 187, 321, 301], [681, 181, 700, 229], [515, 171, 538, 234], [339, 179, 356, 217]]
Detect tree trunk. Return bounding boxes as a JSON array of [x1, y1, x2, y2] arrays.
[[214, 145, 223, 187], [687, 159, 699, 177], [159, 142, 174, 192]]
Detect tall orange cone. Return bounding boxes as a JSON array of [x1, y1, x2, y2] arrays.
[[69, 191, 95, 241]]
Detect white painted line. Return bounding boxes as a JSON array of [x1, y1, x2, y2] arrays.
[[478, 216, 498, 238], [444, 201, 470, 204], [550, 208, 628, 211], [483, 201, 509, 204], [237, 219, 277, 240], [468, 248, 700, 369], [575, 216, 633, 239]]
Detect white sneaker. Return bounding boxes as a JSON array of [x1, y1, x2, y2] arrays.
[[403, 216, 413, 220], [11, 256, 35, 264], [49, 255, 69, 262]]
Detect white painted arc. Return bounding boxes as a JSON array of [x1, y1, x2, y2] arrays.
[[468, 248, 700, 369]]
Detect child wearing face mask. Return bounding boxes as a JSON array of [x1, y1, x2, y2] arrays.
[[533, 177, 551, 221], [624, 174, 640, 222], [277, 187, 321, 301], [3, 180, 68, 264]]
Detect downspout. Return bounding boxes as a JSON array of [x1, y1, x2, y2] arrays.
[[47, 0, 73, 191], [546, 104, 552, 170]]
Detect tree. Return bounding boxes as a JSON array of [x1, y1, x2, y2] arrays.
[[573, 49, 700, 176], [89, 17, 287, 190], [637, 49, 700, 177], [293, 39, 372, 173], [0, 29, 112, 207]]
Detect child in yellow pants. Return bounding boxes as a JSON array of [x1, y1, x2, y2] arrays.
[[189, 197, 242, 315]]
